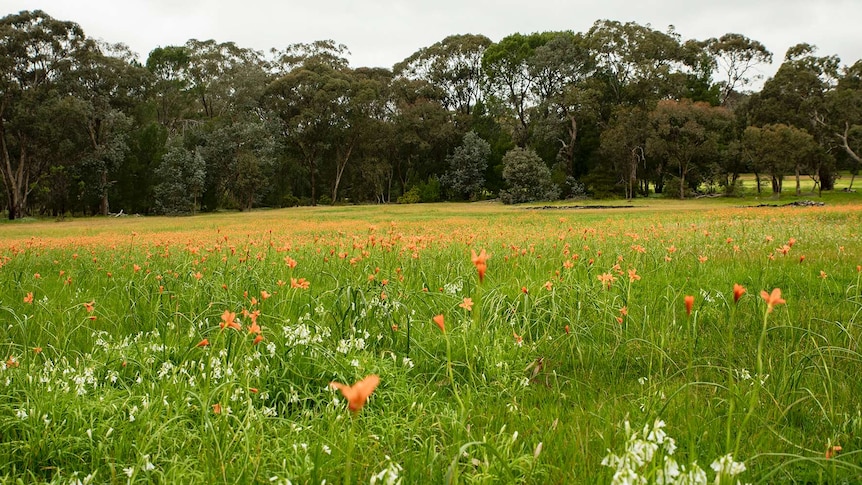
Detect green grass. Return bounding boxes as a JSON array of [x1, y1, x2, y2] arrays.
[[1, 198, 861, 483]]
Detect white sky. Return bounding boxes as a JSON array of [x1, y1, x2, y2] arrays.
[[6, 0, 862, 83]]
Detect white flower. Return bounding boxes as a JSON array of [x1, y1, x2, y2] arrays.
[[123, 467, 134, 477], [710, 454, 746, 477]]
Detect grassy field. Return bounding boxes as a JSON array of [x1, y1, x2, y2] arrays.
[[1, 194, 862, 484]]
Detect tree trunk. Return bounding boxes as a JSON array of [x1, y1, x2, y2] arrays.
[[100, 169, 109, 216], [795, 164, 801, 196]]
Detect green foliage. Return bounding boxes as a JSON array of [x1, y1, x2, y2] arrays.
[[441, 131, 491, 200], [153, 143, 206, 214], [499, 147, 559, 204]]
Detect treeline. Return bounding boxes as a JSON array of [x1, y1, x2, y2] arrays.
[[2, 10, 861, 218]]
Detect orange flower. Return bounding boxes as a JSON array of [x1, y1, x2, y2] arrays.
[[819, 270, 828, 279], [330, 374, 380, 413], [564, 325, 570, 335], [212, 403, 222, 414], [290, 277, 310, 289], [760, 288, 786, 312], [733, 284, 746, 303], [84, 301, 95, 313], [513, 331, 523, 344], [33, 347, 42, 354], [597, 273, 616, 289], [253, 334, 264, 345], [459, 298, 473, 311], [196, 338, 210, 347], [627, 268, 640, 282], [825, 445, 842, 459], [684, 295, 694, 315], [260, 290, 271, 300], [433, 314, 445, 333], [23, 292, 33, 304], [220, 310, 241, 331], [619, 306, 628, 316], [471, 249, 489, 283], [543, 281, 553, 291]]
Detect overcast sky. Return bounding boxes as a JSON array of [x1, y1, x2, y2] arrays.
[[6, 0, 862, 82]]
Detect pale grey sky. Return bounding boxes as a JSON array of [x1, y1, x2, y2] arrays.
[[6, 0, 862, 82]]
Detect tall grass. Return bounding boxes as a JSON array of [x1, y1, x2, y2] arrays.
[[1, 201, 861, 483]]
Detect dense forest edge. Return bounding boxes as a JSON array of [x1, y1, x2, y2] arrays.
[[2, 10, 862, 219]]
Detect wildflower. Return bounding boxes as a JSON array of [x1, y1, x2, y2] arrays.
[[733, 284, 746, 303], [23, 292, 33, 304], [543, 281, 553, 291], [627, 268, 640, 282], [619, 307, 628, 316], [760, 288, 786, 313], [710, 454, 746, 477], [513, 331, 523, 344], [799, 255, 806, 263], [196, 339, 210, 347], [825, 445, 842, 459], [597, 273, 616, 289], [84, 301, 95, 313], [6, 356, 19, 368], [33, 347, 42, 354], [521, 286, 529, 294], [459, 298, 473, 311], [819, 270, 828, 279], [290, 278, 310, 289], [212, 403, 222, 414], [564, 325, 570, 335], [330, 374, 380, 413], [133, 264, 141, 273], [284, 256, 297, 268], [471, 249, 489, 282], [684, 295, 694, 315], [220, 310, 241, 331], [194, 271, 203, 280], [253, 335, 264, 345], [698, 255, 708, 263], [433, 314, 445, 333]]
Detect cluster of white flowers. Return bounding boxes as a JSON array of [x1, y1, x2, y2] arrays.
[[602, 419, 746, 485], [370, 455, 403, 485]]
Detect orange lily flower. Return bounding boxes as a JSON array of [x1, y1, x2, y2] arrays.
[[760, 288, 786, 312], [23, 292, 33, 304], [684, 295, 694, 315], [471, 249, 489, 283], [733, 284, 746, 303], [330, 374, 380, 413], [196, 338, 210, 347], [220, 310, 241, 331], [433, 314, 445, 333], [459, 298, 474, 312]]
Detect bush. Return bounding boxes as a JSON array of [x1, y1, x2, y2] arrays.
[[499, 148, 559, 204], [397, 187, 421, 204]]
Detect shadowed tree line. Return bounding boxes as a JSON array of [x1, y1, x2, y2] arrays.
[[3, 10, 862, 218]]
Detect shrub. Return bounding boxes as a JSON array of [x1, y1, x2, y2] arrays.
[[499, 147, 559, 204]]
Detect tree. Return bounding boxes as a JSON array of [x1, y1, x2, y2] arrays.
[[442, 131, 491, 200], [0, 10, 90, 219], [820, 60, 862, 189], [742, 123, 821, 195], [264, 41, 353, 205], [394, 34, 491, 116], [647, 99, 733, 198], [499, 147, 559, 204], [706, 33, 772, 106], [154, 142, 205, 214]]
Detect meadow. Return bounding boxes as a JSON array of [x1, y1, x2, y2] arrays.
[[1, 194, 862, 484]]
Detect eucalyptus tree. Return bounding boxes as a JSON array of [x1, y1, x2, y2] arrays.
[[482, 32, 556, 146], [742, 123, 821, 194], [264, 41, 353, 205], [705, 33, 772, 106], [647, 99, 734, 198], [394, 34, 491, 117], [584, 20, 688, 108], [820, 61, 862, 188], [70, 42, 149, 215], [527, 31, 598, 179], [0, 10, 92, 219], [749, 44, 840, 189]]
